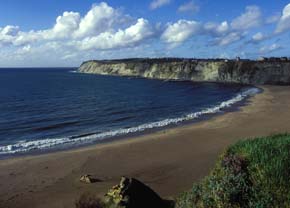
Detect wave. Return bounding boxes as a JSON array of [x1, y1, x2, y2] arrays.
[[0, 87, 261, 155]]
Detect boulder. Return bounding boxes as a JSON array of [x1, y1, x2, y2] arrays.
[[105, 177, 174, 208], [79, 175, 94, 184]]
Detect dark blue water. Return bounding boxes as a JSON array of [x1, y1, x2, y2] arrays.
[[0, 68, 259, 156]]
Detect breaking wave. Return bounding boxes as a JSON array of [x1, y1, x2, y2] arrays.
[[0, 87, 261, 155]]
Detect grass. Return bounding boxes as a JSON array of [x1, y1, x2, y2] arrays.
[[175, 134, 290, 208]]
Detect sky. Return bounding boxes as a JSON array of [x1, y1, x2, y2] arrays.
[[0, 0, 290, 67]]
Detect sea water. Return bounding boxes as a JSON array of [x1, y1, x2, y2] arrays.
[[0, 68, 260, 156]]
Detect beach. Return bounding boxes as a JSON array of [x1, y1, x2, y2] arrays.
[[0, 85, 290, 208]]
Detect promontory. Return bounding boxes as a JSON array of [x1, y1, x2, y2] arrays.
[[78, 58, 290, 85]]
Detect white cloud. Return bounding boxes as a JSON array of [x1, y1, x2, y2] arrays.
[[178, 1, 199, 13], [1, 2, 289, 66], [13, 31, 42, 46], [1, 12, 81, 46], [0, 25, 20, 46], [51, 12, 81, 38], [16, 45, 31, 55], [0, 2, 134, 47], [260, 43, 282, 53], [266, 14, 280, 24], [61, 53, 78, 60], [252, 32, 265, 42], [22, 45, 31, 52], [23, 11, 82, 41], [0, 41, 77, 67], [231, 6, 262, 30], [275, 3, 290, 33], [1, 25, 19, 36], [215, 32, 242, 46], [150, 0, 171, 10], [161, 20, 202, 46], [0, 2, 156, 66], [204, 21, 229, 36], [252, 32, 263, 41], [76, 18, 155, 50], [74, 2, 131, 38]]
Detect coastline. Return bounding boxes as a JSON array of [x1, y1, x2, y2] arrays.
[[1, 85, 290, 208], [0, 83, 259, 157]]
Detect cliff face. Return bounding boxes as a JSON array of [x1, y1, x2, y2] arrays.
[[78, 59, 290, 85]]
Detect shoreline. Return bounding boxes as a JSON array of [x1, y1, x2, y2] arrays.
[[0, 84, 260, 158], [1, 85, 290, 208]]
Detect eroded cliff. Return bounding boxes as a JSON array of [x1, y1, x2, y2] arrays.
[[78, 58, 290, 85]]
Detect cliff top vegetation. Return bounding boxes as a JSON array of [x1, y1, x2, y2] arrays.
[[82, 57, 290, 65]]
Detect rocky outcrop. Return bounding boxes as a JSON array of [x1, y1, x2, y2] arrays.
[[105, 177, 174, 208], [78, 58, 290, 85], [79, 175, 101, 183]]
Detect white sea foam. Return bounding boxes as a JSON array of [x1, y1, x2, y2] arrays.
[[0, 87, 261, 155]]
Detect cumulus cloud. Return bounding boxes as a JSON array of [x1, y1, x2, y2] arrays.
[[0, 25, 20, 46], [74, 2, 131, 38], [50, 12, 81, 38], [1, 25, 19, 36], [13, 31, 42, 46], [275, 3, 290, 33], [252, 32, 266, 42], [160, 5, 265, 47], [178, 1, 199, 13], [1, 11, 82, 46], [204, 21, 229, 36], [0, 2, 138, 48], [161, 20, 202, 46], [150, 0, 171, 10], [76, 18, 155, 50], [1, 2, 289, 66], [0, 2, 158, 66], [231, 6, 262, 30]]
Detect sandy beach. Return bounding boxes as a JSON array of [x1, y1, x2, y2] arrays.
[[0, 85, 290, 208]]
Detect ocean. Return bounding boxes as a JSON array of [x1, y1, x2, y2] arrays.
[[0, 68, 260, 156]]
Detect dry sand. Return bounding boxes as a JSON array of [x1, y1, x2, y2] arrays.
[[0, 85, 290, 208]]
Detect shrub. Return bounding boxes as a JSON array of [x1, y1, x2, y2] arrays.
[[176, 134, 290, 208]]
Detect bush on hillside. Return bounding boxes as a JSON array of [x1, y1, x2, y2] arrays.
[[176, 134, 290, 208]]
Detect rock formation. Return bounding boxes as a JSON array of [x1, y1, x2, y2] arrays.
[[80, 175, 101, 184], [105, 177, 174, 208], [78, 58, 290, 85]]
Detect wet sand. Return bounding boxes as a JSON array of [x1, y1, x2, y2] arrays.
[[0, 85, 290, 208]]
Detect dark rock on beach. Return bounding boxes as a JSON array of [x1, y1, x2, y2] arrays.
[[105, 177, 174, 208], [80, 175, 102, 184]]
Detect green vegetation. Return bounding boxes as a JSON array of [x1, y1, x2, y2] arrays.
[[176, 134, 290, 208]]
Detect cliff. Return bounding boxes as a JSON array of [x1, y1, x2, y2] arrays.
[[78, 58, 290, 85]]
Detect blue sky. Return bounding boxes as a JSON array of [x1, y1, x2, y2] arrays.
[[0, 0, 290, 67]]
